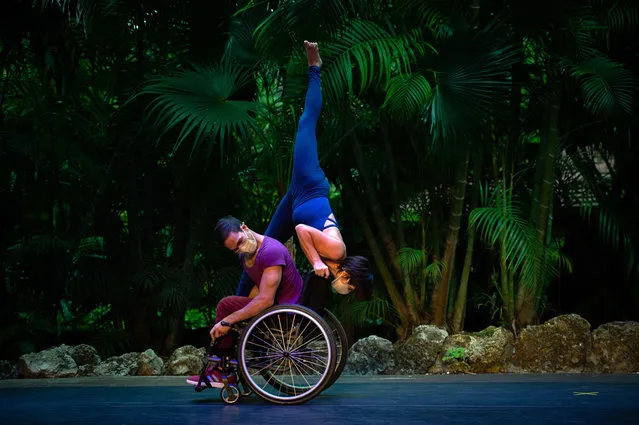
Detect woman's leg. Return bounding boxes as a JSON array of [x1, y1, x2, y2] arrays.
[[290, 64, 324, 189]]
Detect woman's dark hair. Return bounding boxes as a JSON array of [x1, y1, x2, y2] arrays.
[[338, 255, 373, 301], [215, 216, 243, 243]]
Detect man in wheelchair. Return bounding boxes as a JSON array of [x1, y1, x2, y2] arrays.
[[186, 216, 304, 388]]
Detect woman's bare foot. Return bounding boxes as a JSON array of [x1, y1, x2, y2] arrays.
[[304, 40, 322, 68]]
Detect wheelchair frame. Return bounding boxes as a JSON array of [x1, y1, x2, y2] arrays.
[[194, 272, 349, 405]]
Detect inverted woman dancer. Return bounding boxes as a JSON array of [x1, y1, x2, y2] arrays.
[[236, 41, 372, 301]]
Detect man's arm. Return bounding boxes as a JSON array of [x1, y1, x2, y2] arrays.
[[222, 266, 281, 324], [235, 270, 254, 297]]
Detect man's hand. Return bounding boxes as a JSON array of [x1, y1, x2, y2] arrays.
[[313, 260, 330, 279], [210, 321, 230, 340]]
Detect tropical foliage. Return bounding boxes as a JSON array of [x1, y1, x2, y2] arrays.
[[1, 0, 638, 359]]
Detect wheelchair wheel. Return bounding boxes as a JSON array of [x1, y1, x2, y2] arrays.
[[258, 308, 347, 395], [220, 385, 240, 404], [322, 309, 349, 389], [238, 304, 336, 405]]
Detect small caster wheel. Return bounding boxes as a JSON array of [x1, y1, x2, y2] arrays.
[[220, 384, 240, 404], [194, 386, 203, 393]]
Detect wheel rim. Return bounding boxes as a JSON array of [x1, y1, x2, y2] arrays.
[[221, 385, 240, 403], [240, 307, 333, 402]]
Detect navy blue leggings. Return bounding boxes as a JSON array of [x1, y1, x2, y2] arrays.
[[236, 66, 337, 297]]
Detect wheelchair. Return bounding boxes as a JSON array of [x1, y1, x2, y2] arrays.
[[193, 271, 349, 405]]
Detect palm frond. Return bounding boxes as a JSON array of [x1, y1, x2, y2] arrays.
[[321, 21, 427, 107], [557, 147, 638, 276], [224, 15, 262, 68], [333, 293, 397, 327], [72, 236, 105, 263], [397, 247, 426, 276], [252, 0, 350, 56], [37, 0, 126, 34], [136, 60, 261, 161], [390, 0, 446, 34], [6, 232, 73, 256], [582, 205, 638, 276], [469, 182, 548, 290], [427, 22, 521, 140], [423, 259, 445, 282], [546, 238, 574, 275], [594, 0, 639, 34], [202, 266, 242, 301], [383, 73, 433, 121], [568, 56, 636, 117]]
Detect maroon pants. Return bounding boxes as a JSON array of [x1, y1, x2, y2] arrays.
[[215, 296, 253, 348]]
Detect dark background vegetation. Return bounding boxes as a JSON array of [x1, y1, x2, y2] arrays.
[[1, 0, 638, 361]]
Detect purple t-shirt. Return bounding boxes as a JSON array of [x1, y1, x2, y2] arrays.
[[241, 237, 303, 304]]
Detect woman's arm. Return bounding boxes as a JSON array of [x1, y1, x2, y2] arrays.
[[295, 224, 346, 277]]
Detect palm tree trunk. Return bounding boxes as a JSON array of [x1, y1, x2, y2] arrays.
[[517, 89, 560, 326], [351, 137, 403, 280], [381, 119, 418, 315], [529, 108, 549, 227], [431, 144, 470, 327], [338, 167, 414, 336], [451, 153, 481, 333]]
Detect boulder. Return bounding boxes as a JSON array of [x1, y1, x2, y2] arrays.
[[67, 344, 101, 366], [0, 360, 19, 380], [343, 335, 395, 375], [165, 346, 206, 376], [18, 346, 78, 378], [137, 349, 164, 376], [93, 352, 140, 376], [77, 364, 95, 377], [436, 326, 514, 374], [588, 321, 639, 373], [438, 334, 471, 373], [393, 325, 448, 374], [468, 326, 514, 373], [512, 314, 591, 373]]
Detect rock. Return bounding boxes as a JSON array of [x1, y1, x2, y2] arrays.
[[447, 361, 471, 374], [588, 321, 639, 373], [165, 346, 206, 376], [436, 327, 513, 374], [138, 349, 164, 376], [68, 344, 101, 366], [343, 335, 395, 375], [18, 346, 78, 378], [77, 364, 95, 377], [93, 352, 140, 376], [468, 326, 514, 373], [393, 325, 448, 374], [513, 314, 591, 373], [0, 360, 19, 380]]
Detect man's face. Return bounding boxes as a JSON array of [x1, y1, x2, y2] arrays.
[[223, 224, 254, 255]]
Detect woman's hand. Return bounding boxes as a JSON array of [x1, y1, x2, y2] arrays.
[[313, 260, 330, 279]]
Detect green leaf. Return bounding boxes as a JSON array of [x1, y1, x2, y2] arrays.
[[397, 247, 426, 276], [569, 56, 636, 117], [383, 73, 433, 121], [469, 182, 554, 291], [136, 60, 261, 162], [427, 22, 521, 140]]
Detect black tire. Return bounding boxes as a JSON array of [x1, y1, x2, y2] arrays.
[[322, 308, 349, 389], [237, 304, 336, 405]]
